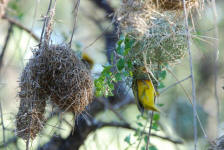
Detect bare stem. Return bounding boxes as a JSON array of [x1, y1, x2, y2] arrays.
[[146, 112, 154, 150], [0, 23, 13, 70], [182, 1, 197, 149], [0, 102, 6, 148], [69, 0, 81, 47], [2, 15, 39, 41], [211, 0, 220, 135]]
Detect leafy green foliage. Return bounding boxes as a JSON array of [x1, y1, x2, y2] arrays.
[[95, 35, 168, 150], [94, 35, 135, 97]]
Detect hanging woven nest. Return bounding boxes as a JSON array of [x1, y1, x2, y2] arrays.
[[117, 0, 154, 37], [16, 44, 94, 140], [152, 0, 199, 11], [125, 18, 187, 70], [44, 45, 94, 114]]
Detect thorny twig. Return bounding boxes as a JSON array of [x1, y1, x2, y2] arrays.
[[182, 0, 197, 149]]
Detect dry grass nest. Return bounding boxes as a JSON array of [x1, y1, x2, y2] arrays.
[[209, 135, 224, 150], [152, 0, 200, 11], [117, 0, 200, 37], [125, 18, 187, 70], [16, 44, 94, 140]]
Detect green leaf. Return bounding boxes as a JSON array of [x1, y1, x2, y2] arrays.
[[117, 59, 125, 71], [144, 135, 148, 144], [153, 114, 160, 121], [116, 40, 125, 55], [137, 122, 143, 127], [158, 82, 165, 89], [141, 146, 146, 150], [152, 123, 159, 131], [149, 145, 158, 150], [158, 104, 164, 107], [124, 135, 131, 145], [115, 73, 122, 81], [158, 70, 166, 80]]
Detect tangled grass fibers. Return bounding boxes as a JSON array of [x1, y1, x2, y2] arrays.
[[16, 44, 94, 140], [16, 64, 47, 140], [118, 0, 189, 72], [45, 45, 94, 113], [117, 0, 153, 37], [209, 135, 224, 150], [125, 18, 187, 70], [152, 0, 199, 11]]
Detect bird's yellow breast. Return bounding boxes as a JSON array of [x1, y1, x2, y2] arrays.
[[137, 80, 159, 112]]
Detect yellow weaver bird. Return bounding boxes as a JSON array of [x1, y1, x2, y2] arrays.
[[132, 68, 159, 113], [81, 52, 94, 69]]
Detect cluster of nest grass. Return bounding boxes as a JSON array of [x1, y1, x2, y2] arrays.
[[125, 18, 187, 69], [15, 0, 94, 141], [152, 0, 200, 11], [16, 44, 94, 140], [117, 0, 201, 72], [209, 135, 224, 150]]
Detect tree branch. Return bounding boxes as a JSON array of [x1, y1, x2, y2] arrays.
[[0, 23, 12, 70], [2, 15, 39, 41]]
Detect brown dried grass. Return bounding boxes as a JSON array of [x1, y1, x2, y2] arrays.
[[16, 44, 94, 139], [152, 0, 199, 11]]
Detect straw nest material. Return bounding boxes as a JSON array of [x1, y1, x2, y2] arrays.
[[45, 45, 94, 113], [152, 0, 199, 11], [117, 0, 154, 37], [16, 44, 94, 139], [125, 18, 187, 69], [16, 64, 47, 140], [29, 44, 94, 114], [209, 135, 224, 150]]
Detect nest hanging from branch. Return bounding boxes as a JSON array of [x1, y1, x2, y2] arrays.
[[117, 0, 154, 37], [16, 44, 94, 140], [16, 1, 93, 140]]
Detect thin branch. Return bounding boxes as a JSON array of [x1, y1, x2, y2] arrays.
[[95, 121, 183, 144], [166, 68, 209, 143], [0, 23, 13, 70], [39, 0, 53, 44], [183, 0, 197, 149], [0, 102, 6, 148], [210, 0, 220, 134], [146, 112, 154, 150], [160, 75, 191, 94], [2, 15, 39, 41], [69, 0, 81, 47]]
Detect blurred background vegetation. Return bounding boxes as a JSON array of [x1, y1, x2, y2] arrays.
[[0, 0, 223, 150]]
